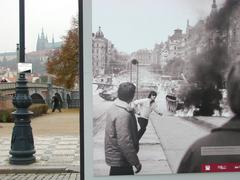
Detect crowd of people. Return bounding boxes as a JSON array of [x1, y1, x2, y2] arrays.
[[103, 60, 240, 175]]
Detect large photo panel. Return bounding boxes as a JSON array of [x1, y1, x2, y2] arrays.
[[83, 0, 240, 179]]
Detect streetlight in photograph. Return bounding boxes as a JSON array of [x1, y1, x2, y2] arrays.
[[131, 59, 139, 99], [9, 0, 36, 165]]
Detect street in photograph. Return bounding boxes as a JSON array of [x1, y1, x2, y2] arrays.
[[93, 0, 240, 176]]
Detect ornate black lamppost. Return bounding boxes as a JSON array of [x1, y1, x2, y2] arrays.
[[131, 59, 139, 99], [9, 0, 36, 165]]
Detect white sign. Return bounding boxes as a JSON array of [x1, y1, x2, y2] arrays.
[[18, 63, 32, 73]]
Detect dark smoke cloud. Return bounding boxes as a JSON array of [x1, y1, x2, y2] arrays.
[[207, 0, 240, 30], [190, 45, 228, 88], [180, 0, 240, 116]]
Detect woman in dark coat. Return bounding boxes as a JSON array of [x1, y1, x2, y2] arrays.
[[177, 61, 240, 173]]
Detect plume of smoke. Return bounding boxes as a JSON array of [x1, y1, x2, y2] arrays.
[[182, 45, 228, 116], [179, 0, 240, 116], [207, 0, 240, 30]]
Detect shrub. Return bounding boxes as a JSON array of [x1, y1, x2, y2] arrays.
[[0, 104, 49, 123], [29, 104, 49, 117], [0, 109, 13, 123]]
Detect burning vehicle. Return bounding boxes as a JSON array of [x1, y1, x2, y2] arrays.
[[165, 81, 187, 113]]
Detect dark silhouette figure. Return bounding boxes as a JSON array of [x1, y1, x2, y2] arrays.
[[0, 78, 7, 83], [51, 94, 61, 112]]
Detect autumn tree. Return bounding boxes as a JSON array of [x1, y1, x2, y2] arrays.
[[46, 17, 79, 89]]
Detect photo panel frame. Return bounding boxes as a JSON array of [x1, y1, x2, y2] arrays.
[[80, 0, 240, 179]]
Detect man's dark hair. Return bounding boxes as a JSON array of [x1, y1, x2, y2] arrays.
[[117, 82, 136, 102], [227, 61, 240, 115], [148, 91, 157, 98]]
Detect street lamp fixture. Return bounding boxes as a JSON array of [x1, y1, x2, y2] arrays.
[[9, 0, 36, 165], [131, 59, 139, 99]]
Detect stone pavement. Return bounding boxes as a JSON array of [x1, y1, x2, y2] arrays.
[[195, 116, 230, 128], [0, 173, 80, 180], [93, 117, 172, 176], [0, 135, 80, 179]]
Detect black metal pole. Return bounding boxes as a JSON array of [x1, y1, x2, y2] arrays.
[[136, 62, 139, 99], [130, 63, 132, 82], [9, 0, 36, 165], [79, 0, 84, 179], [19, 0, 25, 63]]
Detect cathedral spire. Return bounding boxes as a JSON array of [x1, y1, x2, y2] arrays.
[[211, 0, 217, 15], [212, 0, 217, 9], [96, 26, 104, 38], [52, 34, 55, 44], [41, 28, 45, 39]]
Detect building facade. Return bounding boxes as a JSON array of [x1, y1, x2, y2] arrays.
[[131, 49, 152, 65], [92, 27, 118, 76]]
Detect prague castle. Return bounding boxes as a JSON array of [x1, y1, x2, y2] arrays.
[[36, 28, 62, 51]]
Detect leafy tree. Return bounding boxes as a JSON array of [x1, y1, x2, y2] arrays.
[[46, 17, 79, 89]]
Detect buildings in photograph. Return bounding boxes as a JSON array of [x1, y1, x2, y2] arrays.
[[91, 0, 240, 78], [152, 43, 164, 65], [151, 0, 240, 70], [92, 27, 120, 76], [228, 3, 240, 62], [131, 49, 153, 65]]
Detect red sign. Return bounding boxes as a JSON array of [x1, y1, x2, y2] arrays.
[[201, 163, 240, 172]]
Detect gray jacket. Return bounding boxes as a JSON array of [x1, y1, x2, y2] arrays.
[[105, 99, 140, 167]]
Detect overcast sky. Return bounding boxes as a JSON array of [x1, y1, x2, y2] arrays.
[[0, 0, 226, 54], [93, 0, 225, 53], [0, 0, 78, 53]]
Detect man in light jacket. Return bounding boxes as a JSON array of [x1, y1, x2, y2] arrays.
[[105, 82, 142, 175]]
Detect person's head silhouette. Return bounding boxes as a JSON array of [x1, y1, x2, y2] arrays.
[[227, 61, 240, 115]]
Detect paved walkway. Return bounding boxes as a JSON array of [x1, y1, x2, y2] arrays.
[[0, 110, 80, 179], [0, 173, 80, 180], [93, 116, 172, 176]]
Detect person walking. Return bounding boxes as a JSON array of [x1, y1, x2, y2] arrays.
[[133, 91, 163, 141], [177, 61, 240, 173], [51, 94, 61, 112], [105, 82, 142, 176]]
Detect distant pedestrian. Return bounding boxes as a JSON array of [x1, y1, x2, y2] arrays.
[[105, 82, 142, 175], [51, 94, 61, 112], [177, 61, 240, 173], [0, 78, 7, 83], [133, 91, 163, 141]]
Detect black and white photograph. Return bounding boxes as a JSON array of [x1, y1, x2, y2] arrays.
[[92, 0, 240, 176]]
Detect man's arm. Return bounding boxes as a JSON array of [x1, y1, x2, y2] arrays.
[[152, 103, 163, 116]]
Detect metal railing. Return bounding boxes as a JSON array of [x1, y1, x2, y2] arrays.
[[68, 99, 80, 108], [0, 82, 65, 90]]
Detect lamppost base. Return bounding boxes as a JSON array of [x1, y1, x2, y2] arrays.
[[9, 156, 36, 165]]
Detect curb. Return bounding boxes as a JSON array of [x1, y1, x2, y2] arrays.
[[180, 116, 218, 131], [0, 166, 80, 174]]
